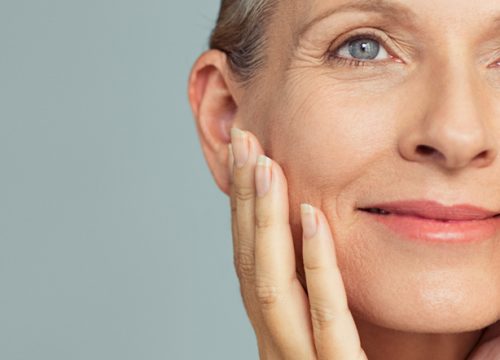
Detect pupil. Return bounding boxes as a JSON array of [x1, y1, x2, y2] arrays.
[[348, 39, 380, 60]]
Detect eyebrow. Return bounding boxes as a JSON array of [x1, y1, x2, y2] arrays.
[[296, 0, 419, 41]]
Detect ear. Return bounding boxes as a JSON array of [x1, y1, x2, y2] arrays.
[[188, 49, 242, 196]]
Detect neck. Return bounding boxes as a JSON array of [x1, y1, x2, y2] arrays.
[[354, 316, 485, 360]]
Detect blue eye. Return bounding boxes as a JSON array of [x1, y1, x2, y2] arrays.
[[328, 33, 392, 67], [347, 38, 381, 60]]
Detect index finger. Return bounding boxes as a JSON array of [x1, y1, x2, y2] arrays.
[[301, 204, 368, 360]]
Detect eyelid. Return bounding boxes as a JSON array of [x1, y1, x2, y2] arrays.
[[326, 28, 399, 63]]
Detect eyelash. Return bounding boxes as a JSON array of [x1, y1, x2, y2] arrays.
[[326, 30, 393, 68]]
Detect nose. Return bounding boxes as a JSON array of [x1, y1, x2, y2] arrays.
[[398, 62, 498, 171]]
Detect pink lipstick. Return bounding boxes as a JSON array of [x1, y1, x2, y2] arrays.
[[359, 200, 500, 243]]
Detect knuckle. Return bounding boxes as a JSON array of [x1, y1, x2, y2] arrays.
[[255, 283, 280, 307], [235, 185, 255, 202], [309, 303, 337, 330], [255, 212, 274, 231], [234, 250, 255, 282], [230, 199, 237, 216], [304, 261, 325, 273]]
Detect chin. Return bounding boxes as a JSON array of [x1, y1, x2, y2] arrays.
[[344, 267, 500, 333], [330, 205, 500, 334]]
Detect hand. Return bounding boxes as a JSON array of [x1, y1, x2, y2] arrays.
[[228, 127, 367, 360], [467, 321, 500, 360]]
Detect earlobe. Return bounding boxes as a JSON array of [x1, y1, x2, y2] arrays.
[[188, 50, 241, 196]]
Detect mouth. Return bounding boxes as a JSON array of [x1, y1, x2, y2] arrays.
[[358, 200, 500, 221], [357, 200, 500, 243], [359, 207, 500, 221]]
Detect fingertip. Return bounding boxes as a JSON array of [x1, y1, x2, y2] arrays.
[[319, 209, 336, 238], [268, 159, 289, 196], [300, 203, 318, 239], [228, 143, 234, 181], [255, 155, 273, 198], [315, 209, 339, 259], [245, 130, 266, 155]]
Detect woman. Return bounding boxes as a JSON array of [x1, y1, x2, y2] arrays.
[[188, 0, 500, 358]]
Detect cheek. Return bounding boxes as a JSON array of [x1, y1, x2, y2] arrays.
[[261, 82, 401, 281], [267, 82, 399, 210], [273, 82, 400, 190]]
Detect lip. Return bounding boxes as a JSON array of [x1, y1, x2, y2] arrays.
[[358, 200, 500, 243]]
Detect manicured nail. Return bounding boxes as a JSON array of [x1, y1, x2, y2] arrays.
[[231, 127, 249, 168], [228, 144, 234, 181], [301, 204, 318, 239], [256, 155, 272, 197]]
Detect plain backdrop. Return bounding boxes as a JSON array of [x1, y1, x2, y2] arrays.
[[0, 1, 258, 359]]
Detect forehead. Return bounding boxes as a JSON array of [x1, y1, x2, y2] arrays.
[[279, 0, 500, 28], [282, 0, 500, 39]]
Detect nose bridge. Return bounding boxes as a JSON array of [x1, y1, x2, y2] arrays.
[[427, 58, 483, 136]]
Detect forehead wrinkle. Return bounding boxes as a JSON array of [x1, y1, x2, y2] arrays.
[[294, 0, 419, 46]]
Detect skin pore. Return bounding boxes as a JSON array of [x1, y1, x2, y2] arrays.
[[191, 0, 500, 358]]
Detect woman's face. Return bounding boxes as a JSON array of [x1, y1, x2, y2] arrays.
[[235, 0, 500, 332]]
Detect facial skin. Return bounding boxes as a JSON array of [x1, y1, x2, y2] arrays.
[[189, 0, 500, 358]]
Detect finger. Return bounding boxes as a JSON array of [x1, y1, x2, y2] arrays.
[[468, 336, 500, 360], [229, 140, 263, 334], [228, 144, 239, 271], [468, 320, 500, 359], [230, 128, 264, 286], [480, 320, 500, 343], [301, 204, 367, 360], [254, 155, 317, 359], [230, 129, 272, 339]]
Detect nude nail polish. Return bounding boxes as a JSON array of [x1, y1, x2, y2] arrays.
[[230, 127, 249, 168], [301, 204, 318, 239], [256, 155, 272, 197]]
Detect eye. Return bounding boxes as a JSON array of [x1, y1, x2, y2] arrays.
[[327, 31, 394, 67]]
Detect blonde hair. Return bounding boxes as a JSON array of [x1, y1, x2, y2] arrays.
[[209, 0, 276, 83]]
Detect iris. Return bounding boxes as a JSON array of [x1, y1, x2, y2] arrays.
[[348, 38, 380, 60]]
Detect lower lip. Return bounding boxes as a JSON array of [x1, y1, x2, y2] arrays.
[[362, 212, 500, 243]]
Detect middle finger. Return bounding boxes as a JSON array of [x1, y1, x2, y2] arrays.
[[231, 127, 264, 285]]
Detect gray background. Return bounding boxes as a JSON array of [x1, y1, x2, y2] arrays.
[[0, 1, 257, 359]]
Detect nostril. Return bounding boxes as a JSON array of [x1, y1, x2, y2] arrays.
[[416, 145, 435, 156], [477, 150, 488, 159]]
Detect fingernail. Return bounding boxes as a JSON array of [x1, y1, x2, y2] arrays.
[[228, 144, 234, 180], [301, 204, 318, 239], [231, 127, 249, 168], [256, 155, 272, 197]]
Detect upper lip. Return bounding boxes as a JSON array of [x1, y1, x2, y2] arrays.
[[359, 200, 500, 221]]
